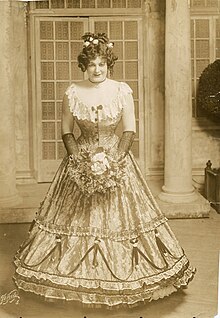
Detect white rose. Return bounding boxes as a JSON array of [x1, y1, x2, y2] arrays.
[[91, 162, 107, 175], [92, 152, 106, 163], [89, 37, 93, 41], [93, 39, 99, 45], [91, 152, 110, 175]]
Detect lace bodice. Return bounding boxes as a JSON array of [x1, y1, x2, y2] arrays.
[[65, 81, 133, 148]]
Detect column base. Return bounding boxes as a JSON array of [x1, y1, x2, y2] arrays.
[[156, 191, 210, 218], [158, 187, 198, 203], [0, 193, 22, 208]]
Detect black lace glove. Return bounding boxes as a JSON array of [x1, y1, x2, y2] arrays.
[[118, 131, 135, 159], [62, 133, 79, 157]]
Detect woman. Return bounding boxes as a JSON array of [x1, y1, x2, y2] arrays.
[[14, 32, 195, 308]]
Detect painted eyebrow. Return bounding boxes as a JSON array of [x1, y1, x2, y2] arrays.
[[88, 61, 106, 66]]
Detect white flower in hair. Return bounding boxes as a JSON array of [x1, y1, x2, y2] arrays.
[[93, 39, 99, 45], [89, 37, 93, 41], [107, 42, 114, 49], [83, 41, 90, 47]]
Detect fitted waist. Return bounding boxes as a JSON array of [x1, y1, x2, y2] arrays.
[[77, 133, 119, 151]]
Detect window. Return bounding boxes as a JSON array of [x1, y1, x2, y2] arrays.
[[33, 0, 142, 9]]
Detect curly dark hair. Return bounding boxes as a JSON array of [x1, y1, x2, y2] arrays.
[[77, 32, 118, 75]]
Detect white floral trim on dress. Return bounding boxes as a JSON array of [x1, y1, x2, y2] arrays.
[[65, 82, 133, 123]]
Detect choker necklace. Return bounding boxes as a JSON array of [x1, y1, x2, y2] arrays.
[[88, 78, 107, 88]]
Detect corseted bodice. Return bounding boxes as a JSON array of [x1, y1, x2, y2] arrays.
[[65, 81, 133, 150], [76, 115, 121, 149]]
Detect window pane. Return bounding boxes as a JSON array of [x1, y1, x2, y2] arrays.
[[42, 142, 56, 159], [97, 0, 110, 7], [82, 0, 95, 8], [124, 21, 138, 40], [56, 62, 69, 80], [51, 0, 64, 8], [40, 21, 54, 40], [41, 62, 54, 80], [71, 42, 82, 60], [195, 19, 209, 38], [112, 0, 126, 8], [127, 0, 141, 8], [41, 82, 55, 100], [55, 22, 69, 40], [42, 102, 55, 120], [56, 42, 69, 60], [56, 82, 69, 100], [67, 0, 80, 8], [36, 1, 49, 9], [41, 42, 54, 60], [125, 42, 138, 59], [94, 21, 108, 34], [42, 122, 56, 140], [125, 61, 138, 79], [110, 21, 123, 39], [70, 22, 84, 40], [112, 61, 123, 80], [196, 40, 209, 58], [113, 41, 123, 60]]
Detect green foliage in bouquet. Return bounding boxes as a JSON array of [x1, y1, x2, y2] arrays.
[[197, 59, 220, 120]]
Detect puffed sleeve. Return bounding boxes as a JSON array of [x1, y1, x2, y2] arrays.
[[120, 82, 136, 133]]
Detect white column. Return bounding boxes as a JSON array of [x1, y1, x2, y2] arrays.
[[158, 0, 198, 204], [0, 1, 22, 207]]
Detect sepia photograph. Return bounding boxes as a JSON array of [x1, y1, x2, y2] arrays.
[[0, 0, 220, 317]]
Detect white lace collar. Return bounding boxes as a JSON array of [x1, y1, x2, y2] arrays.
[[65, 81, 132, 123]]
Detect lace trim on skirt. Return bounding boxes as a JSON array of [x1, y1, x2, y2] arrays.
[[33, 215, 168, 241]]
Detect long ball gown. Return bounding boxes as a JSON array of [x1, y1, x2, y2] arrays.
[[14, 82, 195, 308]]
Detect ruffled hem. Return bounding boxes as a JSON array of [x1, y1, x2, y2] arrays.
[[13, 265, 195, 308], [14, 254, 193, 292], [65, 82, 132, 123]]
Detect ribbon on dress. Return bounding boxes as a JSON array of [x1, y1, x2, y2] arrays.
[[130, 230, 183, 271], [130, 237, 168, 271], [22, 234, 62, 267], [154, 229, 183, 260], [67, 237, 133, 281]]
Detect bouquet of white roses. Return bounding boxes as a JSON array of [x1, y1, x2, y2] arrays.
[[67, 147, 127, 196]]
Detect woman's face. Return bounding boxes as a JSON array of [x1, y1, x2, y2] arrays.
[[86, 56, 107, 83]]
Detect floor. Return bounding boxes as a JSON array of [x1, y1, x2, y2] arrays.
[[0, 207, 219, 318]]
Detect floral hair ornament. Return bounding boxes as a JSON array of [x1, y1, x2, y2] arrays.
[[106, 42, 114, 49], [81, 32, 114, 49], [83, 41, 90, 47]]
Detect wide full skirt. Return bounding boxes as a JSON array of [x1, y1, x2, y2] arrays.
[[14, 150, 195, 308]]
